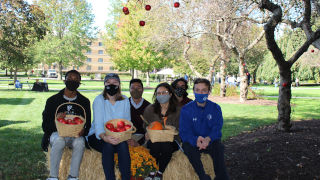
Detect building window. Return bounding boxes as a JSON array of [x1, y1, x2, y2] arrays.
[[99, 42, 103, 46], [109, 66, 114, 70], [87, 42, 92, 46], [98, 66, 103, 70], [98, 58, 103, 63], [87, 50, 91, 54], [87, 58, 92, 62], [86, 65, 91, 70], [98, 50, 103, 54]]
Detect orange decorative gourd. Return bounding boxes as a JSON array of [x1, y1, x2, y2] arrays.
[[149, 121, 163, 130]]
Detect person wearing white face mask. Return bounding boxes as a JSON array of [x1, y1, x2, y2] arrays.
[[179, 78, 229, 180], [87, 73, 131, 180], [143, 82, 181, 180]]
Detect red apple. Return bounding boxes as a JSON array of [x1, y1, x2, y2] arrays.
[[174, 2, 180, 8], [311, 49, 315, 53], [139, 21, 145, 26], [117, 121, 125, 128], [124, 10, 129, 15], [123, 7, 128, 13], [106, 123, 114, 130], [282, 82, 287, 87], [57, 118, 65, 123], [110, 127, 117, 132], [145, 5, 151, 11], [124, 124, 131, 130]]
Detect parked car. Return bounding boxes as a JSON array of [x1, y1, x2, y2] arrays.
[[47, 69, 58, 78]]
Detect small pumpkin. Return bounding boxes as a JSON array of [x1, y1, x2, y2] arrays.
[[149, 121, 163, 130]]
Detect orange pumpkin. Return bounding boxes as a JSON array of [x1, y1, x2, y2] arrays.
[[149, 121, 163, 130]]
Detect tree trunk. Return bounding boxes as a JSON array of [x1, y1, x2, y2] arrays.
[[208, 66, 214, 85], [14, 66, 17, 83], [146, 72, 150, 87], [184, 37, 203, 78], [134, 69, 138, 78], [130, 69, 134, 79], [58, 62, 63, 80], [252, 67, 258, 84], [219, 61, 226, 97], [5, 68, 7, 76], [277, 65, 292, 131], [239, 55, 248, 102], [10, 68, 13, 79]]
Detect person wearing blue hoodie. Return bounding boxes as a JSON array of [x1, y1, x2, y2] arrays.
[[179, 78, 229, 180]]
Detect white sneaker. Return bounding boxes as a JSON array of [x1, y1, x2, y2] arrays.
[[67, 176, 79, 180], [46, 178, 58, 180]]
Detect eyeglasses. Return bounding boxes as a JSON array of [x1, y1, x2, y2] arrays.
[[156, 91, 169, 95]]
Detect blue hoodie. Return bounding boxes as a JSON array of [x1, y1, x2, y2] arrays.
[[179, 100, 223, 147]]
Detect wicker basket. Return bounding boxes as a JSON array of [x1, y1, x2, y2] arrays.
[[55, 102, 86, 137], [147, 125, 178, 143], [104, 119, 136, 142]]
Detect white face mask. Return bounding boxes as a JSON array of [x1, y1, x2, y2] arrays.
[[156, 94, 171, 104]]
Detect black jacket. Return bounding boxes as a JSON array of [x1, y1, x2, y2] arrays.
[[41, 89, 91, 151]]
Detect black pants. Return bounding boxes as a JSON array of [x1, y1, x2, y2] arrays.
[[147, 141, 179, 173], [182, 140, 229, 180]]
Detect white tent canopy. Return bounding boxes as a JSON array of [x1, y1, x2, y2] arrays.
[[156, 68, 175, 76]]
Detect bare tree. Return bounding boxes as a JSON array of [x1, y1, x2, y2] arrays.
[[259, 0, 320, 131]]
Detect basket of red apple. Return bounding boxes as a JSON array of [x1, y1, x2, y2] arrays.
[[55, 102, 86, 137], [104, 119, 136, 142]]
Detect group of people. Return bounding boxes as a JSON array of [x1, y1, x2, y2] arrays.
[[41, 70, 229, 180]]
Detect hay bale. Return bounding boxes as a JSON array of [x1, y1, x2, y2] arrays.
[[163, 150, 215, 180], [46, 148, 120, 180]]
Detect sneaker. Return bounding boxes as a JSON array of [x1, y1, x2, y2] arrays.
[[154, 171, 163, 180], [67, 175, 79, 180], [46, 177, 58, 180], [144, 171, 155, 180]]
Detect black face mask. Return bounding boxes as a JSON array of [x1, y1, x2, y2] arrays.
[[65, 80, 80, 91], [175, 87, 186, 97], [105, 84, 119, 96], [131, 89, 143, 99]]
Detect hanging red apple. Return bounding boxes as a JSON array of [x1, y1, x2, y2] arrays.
[[282, 82, 287, 87], [124, 10, 130, 15], [139, 20, 145, 26], [123, 7, 129, 13], [242, 63, 245, 66], [174, 2, 180, 8], [145, 5, 151, 11], [311, 49, 315, 53]]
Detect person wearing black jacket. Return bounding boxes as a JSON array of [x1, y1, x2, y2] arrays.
[[41, 70, 91, 180]]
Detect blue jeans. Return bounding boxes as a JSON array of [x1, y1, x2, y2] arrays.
[[182, 140, 229, 180], [88, 135, 131, 180]]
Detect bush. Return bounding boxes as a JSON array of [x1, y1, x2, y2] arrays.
[[212, 84, 238, 97]]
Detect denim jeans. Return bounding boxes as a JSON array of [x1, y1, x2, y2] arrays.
[[182, 140, 229, 180], [88, 135, 131, 180], [49, 132, 85, 178]]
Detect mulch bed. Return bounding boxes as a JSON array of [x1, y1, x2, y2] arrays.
[[224, 119, 320, 180]]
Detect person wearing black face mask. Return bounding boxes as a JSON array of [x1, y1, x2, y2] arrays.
[[127, 79, 150, 147], [87, 73, 131, 180], [171, 78, 192, 107], [41, 70, 91, 180]]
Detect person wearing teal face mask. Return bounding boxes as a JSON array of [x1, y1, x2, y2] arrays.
[[179, 78, 229, 180], [143, 82, 180, 180]]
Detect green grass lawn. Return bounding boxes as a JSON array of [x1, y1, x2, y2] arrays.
[[0, 81, 320, 179]]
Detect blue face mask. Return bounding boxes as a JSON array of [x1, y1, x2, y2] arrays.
[[194, 93, 208, 103]]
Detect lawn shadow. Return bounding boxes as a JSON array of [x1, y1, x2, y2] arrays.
[[0, 120, 29, 128], [0, 98, 35, 105]]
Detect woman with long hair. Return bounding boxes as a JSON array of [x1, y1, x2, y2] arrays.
[[143, 82, 181, 180], [87, 73, 131, 180]]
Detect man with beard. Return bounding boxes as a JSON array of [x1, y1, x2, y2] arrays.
[[127, 79, 150, 146], [171, 78, 192, 107], [41, 70, 91, 180]]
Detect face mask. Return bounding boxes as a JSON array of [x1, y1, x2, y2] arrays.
[[105, 84, 119, 96], [65, 80, 80, 91], [156, 94, 171, 104], [131, 89, 143, 99], [194, 93, 208, 103], [175, 87, 186, 97]]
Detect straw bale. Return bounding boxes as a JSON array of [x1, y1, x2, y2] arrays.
[[163, 150, 215, 180], [46, 148, 120, 180]]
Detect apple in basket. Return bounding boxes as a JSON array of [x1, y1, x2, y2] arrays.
[[117, 121, 125, 128], [124, 124, 131, 130], [73, 117, 84, 124]]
